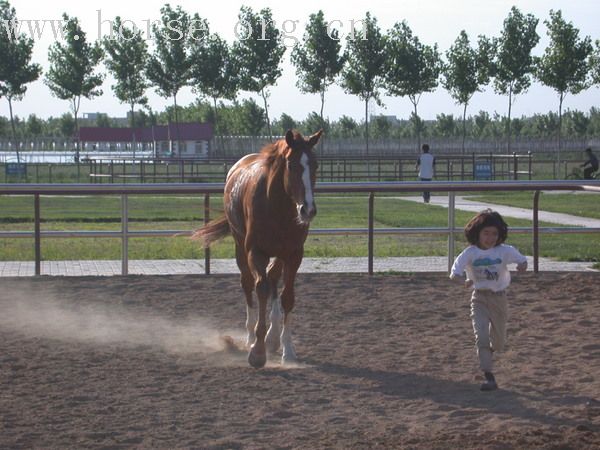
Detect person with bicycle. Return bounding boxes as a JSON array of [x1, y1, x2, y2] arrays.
[[581, 148, 599, 179]]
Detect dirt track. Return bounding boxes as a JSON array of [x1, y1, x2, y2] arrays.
[[1, 272, 599, 449]]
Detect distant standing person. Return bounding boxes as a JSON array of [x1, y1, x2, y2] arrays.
[[581, 147, 598, 179], [416, 144, 435, 203], [450, 209, 528, 391]]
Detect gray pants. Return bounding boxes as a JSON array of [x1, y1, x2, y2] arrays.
[[470, 289, 508, 372]]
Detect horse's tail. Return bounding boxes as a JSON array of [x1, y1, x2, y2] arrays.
[[191, 216, 231, 247]]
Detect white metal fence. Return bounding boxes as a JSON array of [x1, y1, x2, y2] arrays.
[[0, 180, 598, 276]]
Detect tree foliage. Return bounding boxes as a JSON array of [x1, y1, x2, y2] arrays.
[[442, 30, 494, 152], [189, 26, 238, 142], [45, 13, 104, 159], [384, 20, 441, 148], [232, 6, 286, 139], [291, 10, 345, 121], [341, 12, 386, 156], [103, 16, 149, 128], [535, 9, 592, 159], [493, 6, 540, 151], [146, 4, 193, 127], [0, 0, 42, 162]]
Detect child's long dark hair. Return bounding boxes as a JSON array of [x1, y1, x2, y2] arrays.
[[464, 209, 508, 246]]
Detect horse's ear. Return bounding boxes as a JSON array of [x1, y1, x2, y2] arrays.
[[309, 129, 323, 147], [285, 129, 295, 148]]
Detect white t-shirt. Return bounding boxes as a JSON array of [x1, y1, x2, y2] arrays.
[[450, 244, 527, 292], [417, 153, 435, 179]]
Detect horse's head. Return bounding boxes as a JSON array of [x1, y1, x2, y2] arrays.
[[283, 129, 322, 224]]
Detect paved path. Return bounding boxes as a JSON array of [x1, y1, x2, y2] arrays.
[[0, 256, 595, 277], [399, 195, 600, 228]]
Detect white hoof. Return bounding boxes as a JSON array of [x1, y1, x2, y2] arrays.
[[265, 328, 280, 353], [282, 349, 297, 365]]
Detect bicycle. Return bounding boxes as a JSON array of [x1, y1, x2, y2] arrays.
[[566, 167, 599, 180]]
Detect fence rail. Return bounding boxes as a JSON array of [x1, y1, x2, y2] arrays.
[[0, 180, 598, 276]]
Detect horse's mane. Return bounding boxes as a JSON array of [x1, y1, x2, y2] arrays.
[[259, 137, 291, 200]]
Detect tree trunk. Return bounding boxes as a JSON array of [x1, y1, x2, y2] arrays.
[[173, 93, 181, 157], [131, 103, 136, 159], [363, 98, 371, 177], [507, 84, 512, 154], [261, 88, 272, 141], [319, 89, 325, 124], [558, 91, 563, 166], [364, 97, 369, 159], [462, 102, 468, 179], [7, 97, 20, 165], [319, 89, 326, 154], [73, 97, 81, 163], [413, 100, 420, 152], [462, 102, 468, 155], [213, 96, 224, 157]]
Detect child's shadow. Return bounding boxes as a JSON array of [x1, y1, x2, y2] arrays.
[[310, 360, 595, 430]]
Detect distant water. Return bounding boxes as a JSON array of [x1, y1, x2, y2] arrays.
[[0, 151, 154, 164]]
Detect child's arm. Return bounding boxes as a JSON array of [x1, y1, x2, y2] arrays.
[[449, 272, 474, 288], [505, 245, 528, 273], [516, 261, 527, 272], [450, 248, 473, 288]]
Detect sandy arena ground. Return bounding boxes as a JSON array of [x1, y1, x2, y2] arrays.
[[1, 272, 599, 449]]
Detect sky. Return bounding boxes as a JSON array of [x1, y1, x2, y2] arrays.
[[6, 0, 600, 124]]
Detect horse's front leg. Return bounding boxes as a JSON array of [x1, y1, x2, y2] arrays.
[[280, 252, 303, 364], [235, 243, 256, 348], [266, 258, 283, 353], [247, 249, 270, 368]]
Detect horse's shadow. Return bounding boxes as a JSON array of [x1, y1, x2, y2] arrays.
[[305, 359, 596, 430]]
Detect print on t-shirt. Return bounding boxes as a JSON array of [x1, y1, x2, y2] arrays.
[[474, 256, 502, 282]]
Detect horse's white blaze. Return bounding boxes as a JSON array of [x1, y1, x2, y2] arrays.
[[281, 314, 296, 363], [245, 304, 257, 347], [300, 153, 315, 215]]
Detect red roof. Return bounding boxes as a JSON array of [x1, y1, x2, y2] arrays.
[[78, 123, 213, 142]]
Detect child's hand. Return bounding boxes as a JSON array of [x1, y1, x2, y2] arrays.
[[516, 261, 528, 273]]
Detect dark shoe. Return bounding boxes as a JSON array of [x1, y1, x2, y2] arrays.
[[480, 372, 498, 391]]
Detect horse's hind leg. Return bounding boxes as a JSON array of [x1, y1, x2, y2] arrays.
[[247, 249, 270, 368], [235, 244, 256, 348], [266, 257, 283, 353]]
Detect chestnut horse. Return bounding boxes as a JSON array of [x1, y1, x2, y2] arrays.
[[193, 129, 322, 368]]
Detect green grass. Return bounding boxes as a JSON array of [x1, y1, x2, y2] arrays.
[[467, 192, 600, 220], [0, 194, 598, 264]]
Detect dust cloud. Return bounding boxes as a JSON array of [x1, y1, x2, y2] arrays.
[[0, 286, 245, 356]]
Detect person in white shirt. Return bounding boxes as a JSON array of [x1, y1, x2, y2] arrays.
[[415, 144, 435, 203], [450, 209, 528, 391]]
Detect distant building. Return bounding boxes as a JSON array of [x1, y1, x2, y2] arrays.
[[81, 112, 134, 127], [77, 122, 214, 158], [370, 114, 400, 125]]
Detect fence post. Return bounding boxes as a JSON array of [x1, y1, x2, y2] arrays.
[[533, 190, 540, 274], [204, 194, 210, 275], [513, 152, 518, 180], [121, 194, 128, 275], [447, 192, 455, 273], [368, 192, 374, 275], [34, 194, 41, 276]]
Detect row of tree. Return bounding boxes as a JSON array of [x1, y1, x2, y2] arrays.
[[2, 1, 600, 163], [5, 105, 600, 142]]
